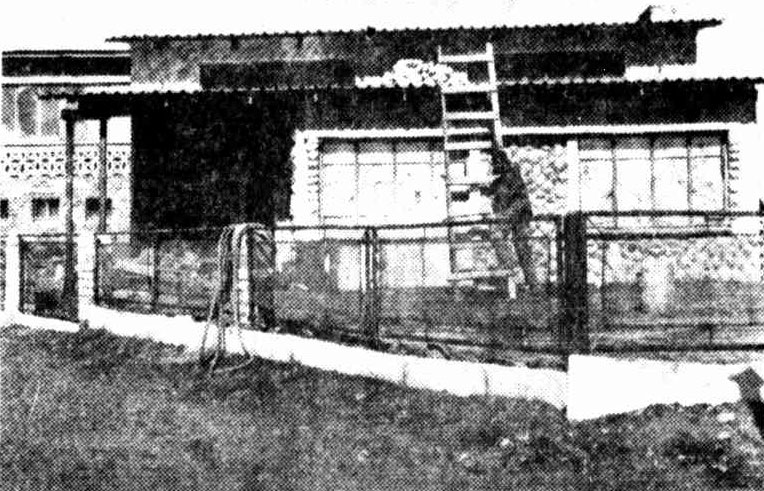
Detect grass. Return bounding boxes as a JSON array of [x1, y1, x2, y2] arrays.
[[2, 326, 764, 490]]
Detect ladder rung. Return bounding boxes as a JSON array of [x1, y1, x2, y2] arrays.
[[445, 127, 491, 136], [448, 179, 492, 187], [444, 111, 497, 121], [442, 83, 496, 94], [445, 141, 493, 151], [439, 53, 493, 63]]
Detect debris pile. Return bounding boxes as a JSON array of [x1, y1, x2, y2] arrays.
[[355, 59, 470, 89]]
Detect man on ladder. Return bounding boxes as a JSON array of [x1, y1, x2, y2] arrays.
[[485, 141, 538, 295]]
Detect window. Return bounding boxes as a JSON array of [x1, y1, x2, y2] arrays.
[[85, 197, 113, 218], [17, 88, 37, 137], [2, 87, 15, 132], [2, 87, 61, 138], [578, 134, 726, 213], [0, 200, 8, 220], [31, 198, 60, 220], [319, 139, 445, 223]]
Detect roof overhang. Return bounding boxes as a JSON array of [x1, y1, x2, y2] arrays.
[[44, 74, 762, 119], [108, 18, 722, 43]]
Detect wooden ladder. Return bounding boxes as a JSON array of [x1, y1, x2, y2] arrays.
[[438, 41, 502, 202], [438, 42, 512, 291]]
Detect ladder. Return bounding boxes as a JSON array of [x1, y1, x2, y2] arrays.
[[438, 42, 511, 292], [438, 41, 502, 201]]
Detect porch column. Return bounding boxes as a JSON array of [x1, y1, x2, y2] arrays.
[[97, 117, 109, 233], [62, 107, 78, 320]]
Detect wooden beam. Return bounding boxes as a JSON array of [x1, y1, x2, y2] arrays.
[[98, 117, 109, 233]]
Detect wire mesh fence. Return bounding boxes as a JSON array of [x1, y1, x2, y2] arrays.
[[19, 234, 76, 320], [375, 218, 561, 355], [88, 211, 764, 358], [95, 229, 220, 318], [584, 211, 764, 352]]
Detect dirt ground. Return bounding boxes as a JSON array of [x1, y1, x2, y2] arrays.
[[2, 326, 764, 490]]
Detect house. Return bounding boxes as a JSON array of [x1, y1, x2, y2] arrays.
[[1, 49, 132, 234], [9, 3, 764, 295]]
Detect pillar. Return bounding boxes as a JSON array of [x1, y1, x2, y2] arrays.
[[98, 117, 109, 233], [62, 108, 78, 321], [4, 232, 21, 319]]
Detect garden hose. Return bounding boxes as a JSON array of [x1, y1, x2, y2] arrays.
[[200, 223, 269, 374]]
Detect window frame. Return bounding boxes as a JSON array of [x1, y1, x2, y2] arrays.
[[577, 132, 729, 217], [31, 197, 61, 221], [85, 197, 113, 219], [317, 138, 444, 225], [2, 86, 63, 140]]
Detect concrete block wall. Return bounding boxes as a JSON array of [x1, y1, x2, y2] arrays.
[[288, 131, 321, 224], [0, 143, 132, 235]]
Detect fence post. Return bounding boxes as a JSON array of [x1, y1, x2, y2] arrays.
[[77, 232, 96, 319], [559, 212, 589, 354], [4, 232, 21, 320], [362, 227, 380, 348], [150, 235, 162, 313]]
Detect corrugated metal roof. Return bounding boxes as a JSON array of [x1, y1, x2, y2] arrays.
[[44, 74, 763, 99], [107, 1, 721, 41], [498, 74, 764, 87]]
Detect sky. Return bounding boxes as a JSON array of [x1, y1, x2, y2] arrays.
[[0, 0, 762, 74]]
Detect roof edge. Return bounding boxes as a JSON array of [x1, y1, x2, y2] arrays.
[[2, 49, 130, 57], [107, 18, 722, 43]]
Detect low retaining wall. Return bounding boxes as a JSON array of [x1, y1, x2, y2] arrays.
[[80, 305, 567, 407], [567, 355, 764, 421], [5, 306, 764, 421]]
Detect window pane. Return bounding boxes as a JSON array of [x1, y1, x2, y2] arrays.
[[320, 165, 356, 218], [48, 199, 60, 216], [654, 136, 686, 159], [357, 141, 393, 165], [396, 164, 435, 221], [32, 199, 44, 219], [690, 136, 723, 158], [321, 142, 355, 165], [580, 159, 613, 211], [2, 87, 15, 132], [615, 158, 651, 211], [40, 99, 60, 136], [579, 138, 612, 161], [358, 165, 394, 221], [690, 156, 724, 210], [17, 88, 37, 136], [396, 141, 431, 164], [614, 137, 650, 160], [654, 158, 689, 210]]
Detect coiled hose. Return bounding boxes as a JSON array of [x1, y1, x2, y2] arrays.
[[199, 224, 264, 374]]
